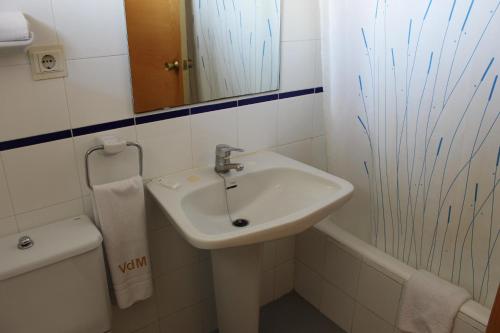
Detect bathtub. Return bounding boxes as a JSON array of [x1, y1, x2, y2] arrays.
[[293, 218, 491, 333]]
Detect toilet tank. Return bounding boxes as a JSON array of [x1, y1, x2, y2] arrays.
[[0, 215, 111, 333]]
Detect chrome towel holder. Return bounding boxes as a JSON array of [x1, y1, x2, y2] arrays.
[[85, 142, 143, 189]]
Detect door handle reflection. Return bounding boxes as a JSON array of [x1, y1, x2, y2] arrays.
[[165, 60, 180, 71]]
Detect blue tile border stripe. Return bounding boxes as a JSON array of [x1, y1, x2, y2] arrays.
[[136, 109, 190, 125], [0, 87, 323, 151], [73, 118, 135, 137], [191, 100, 238, 115], [238, 94, 278, 106], [0, 130, 72, 151], [278, 88, 316, 99]]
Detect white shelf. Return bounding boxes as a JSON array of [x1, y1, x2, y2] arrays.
[[0, 32, 34, 49]]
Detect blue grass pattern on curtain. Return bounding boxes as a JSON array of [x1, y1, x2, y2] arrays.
[[354, 0, 500, 307]]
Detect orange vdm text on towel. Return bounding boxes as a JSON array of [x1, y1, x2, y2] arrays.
[[118, 256, 148, 274]]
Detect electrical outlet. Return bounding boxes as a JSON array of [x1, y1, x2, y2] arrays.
[[28, 45, 67, 81]]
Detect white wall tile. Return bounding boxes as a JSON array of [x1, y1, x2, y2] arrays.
[[260, 268, 275, 306], [155, 263, 210, 317], [294, 260, 324, 309], [65, 55, 133, 128], [145, 192, 170, 231], [158, 305, 203, 333], [274, 139, 313, 165], [0, 158, 14, 219], [111, 296, 158, 333], [296, 227, 327, 274], [280, 41, 317, 91], [314, 40, 323, 87], [51, 0, 128, 59], [2, 139, 81, 213], [81, 195, 94, 221], [149, 224, 199, 277], [275, 236, 295, 265], [312, 136, 327, 171], [321, 282, 356, 332], [199, 298, 218, 333], [0, 0, 58, 66], [0, 216, 18, 237], [313, 93, 326, 136], [73, 126, 138, 195], [456, 314, 487, 333], [15, 198, 83, 231], [199, 259, 214, 299], [136, 117, 192, 179], [352, 304, 394, 333], [357, 263, 402, 325], [281, 0, 320, 42], [324, 238, 362, 298], [278, 94, 314, 144], [190, 109, 238, 167], [453, 317, 483, 333], [0, 65, 69, 141], [260, 241, 277, 271], [274, 260, 294, 298], [237, 101, 278, 152]]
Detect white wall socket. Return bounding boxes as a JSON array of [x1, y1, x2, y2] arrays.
[[28, 45, 68, 81]]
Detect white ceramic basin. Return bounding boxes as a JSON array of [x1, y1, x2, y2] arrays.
[[147, 151, 353, 250], [147, 151, 354, 333]]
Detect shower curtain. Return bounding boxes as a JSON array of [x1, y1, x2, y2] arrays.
[[320, 0, 500, 307]]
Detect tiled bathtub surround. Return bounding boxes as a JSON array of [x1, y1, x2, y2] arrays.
[[294, 220, 492, 333], [0, 0, 324, 331]]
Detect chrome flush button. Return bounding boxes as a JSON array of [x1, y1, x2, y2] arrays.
[[17, 235, 34, 250]]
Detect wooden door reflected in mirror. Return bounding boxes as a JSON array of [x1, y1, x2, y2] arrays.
[[124, 0, 281, 113], [124, 0, 184, 112]]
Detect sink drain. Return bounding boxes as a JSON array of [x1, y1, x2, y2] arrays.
[[232, 219, 249, 227]]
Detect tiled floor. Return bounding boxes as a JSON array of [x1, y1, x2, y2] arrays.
[[259, 292, 346, 333], [212, 292, 345, 333]]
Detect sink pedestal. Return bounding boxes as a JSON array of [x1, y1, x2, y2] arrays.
[[211, 244, 261, 333]]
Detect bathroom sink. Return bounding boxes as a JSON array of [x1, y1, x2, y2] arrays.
[[147, 151, 353, 333], [147, 151, 353, 250]]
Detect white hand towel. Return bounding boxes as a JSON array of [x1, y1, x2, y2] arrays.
[[398, 270, 471, 333], [0, 12, 30, 42], [92, 175, 153, 309]]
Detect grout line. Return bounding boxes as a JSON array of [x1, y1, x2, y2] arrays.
[[69, 136, 86, 209], [356, 302, 396, 330], [66, 53, 130, 62], [0, 152, 19, 232], [13, 196, 83, 218]]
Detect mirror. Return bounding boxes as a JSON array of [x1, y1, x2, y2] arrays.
[[124, 0, 281, 113]]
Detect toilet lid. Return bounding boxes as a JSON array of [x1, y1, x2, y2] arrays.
[[0, 215, 102, 281]]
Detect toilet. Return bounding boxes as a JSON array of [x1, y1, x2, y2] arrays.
[[0, 215, 112, 333]]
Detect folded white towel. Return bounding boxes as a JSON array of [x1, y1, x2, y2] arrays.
[[398, 270, 471, 333], [0, 12, 30, 42], [92, 175, 153, 309]]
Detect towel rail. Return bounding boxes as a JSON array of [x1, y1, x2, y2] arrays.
[[85, 142, 143, 189]]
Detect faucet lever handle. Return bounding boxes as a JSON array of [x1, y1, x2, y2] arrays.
[[216, 144, 244, 155]]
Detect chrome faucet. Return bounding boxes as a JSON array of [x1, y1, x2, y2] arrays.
[[214, 144, 245, 174]]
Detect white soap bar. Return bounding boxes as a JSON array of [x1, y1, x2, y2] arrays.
[[158, 178, 181, 190], [98, 135, 126, 155]]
